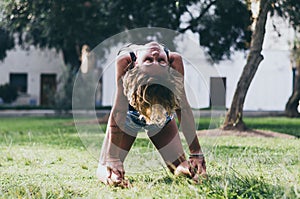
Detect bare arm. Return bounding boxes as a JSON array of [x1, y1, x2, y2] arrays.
[[107, 54, 130, 121], [169, 52, 203, 154], [100, 53, 131, 160], [98, 53, 132, 186], [109, 54, 132, 128]]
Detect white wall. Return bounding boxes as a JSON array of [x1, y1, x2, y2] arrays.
[[0, 14, 293, 110], [217, 14, 295, 110], [0, 46, 64, 105], [101, 15, 295, 111]]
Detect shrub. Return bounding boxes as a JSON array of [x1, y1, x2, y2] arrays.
[[0, 83, 18, 103]]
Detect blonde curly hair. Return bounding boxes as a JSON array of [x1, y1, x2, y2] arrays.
[[123, 65, 184, 126]]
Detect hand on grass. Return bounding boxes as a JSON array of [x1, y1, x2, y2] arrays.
[[189, 156, 207, 182], [174, 160, 192, 177], [96, 159, 131, 188], [174, 157, 207, 183]]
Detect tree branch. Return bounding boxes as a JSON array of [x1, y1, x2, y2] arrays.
[[197, 0, 217, 22], [179, 0, 217, 33]]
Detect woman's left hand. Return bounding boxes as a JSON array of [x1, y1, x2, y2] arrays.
[[189, 156, 207, 182]]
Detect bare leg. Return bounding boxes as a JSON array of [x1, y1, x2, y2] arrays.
[[119, 130, 138, 162], [147, 119, 186, 173]]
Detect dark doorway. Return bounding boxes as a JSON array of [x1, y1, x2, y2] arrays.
[[210, 77, 226, 108], [40, 74, 56, 106]]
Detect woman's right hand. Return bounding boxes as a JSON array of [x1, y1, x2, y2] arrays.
[[96, 160, 130, 188]]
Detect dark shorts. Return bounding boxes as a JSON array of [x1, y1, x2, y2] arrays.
[[124, 110, 174, 134]]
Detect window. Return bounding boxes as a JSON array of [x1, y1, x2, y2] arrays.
[[9, 73, 28, 93]]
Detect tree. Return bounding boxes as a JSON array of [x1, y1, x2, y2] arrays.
[[179, 0, 253, 61], [1, 0, 266, 118], [0, 0, 252, 69], [0, 0, 183, 70], [223, 0, 271, 130], [285, 39, 300, 117], [222, 0, 300, 130], [1, 0, 119, 70], [0, 28, 14, 61]]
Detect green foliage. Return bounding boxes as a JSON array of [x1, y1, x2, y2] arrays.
[[0, 0, 183, 69], [0, 0, 255, 67], [0, 28, 14, 61], [0, 83, 18, 103], [180, 0, 253, 61], [271, 0, 300, 31]]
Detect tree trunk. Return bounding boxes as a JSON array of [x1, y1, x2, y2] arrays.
[[285, 64, 300, 117], [62, 46, 81, 72], [222, 0, 271, 131]]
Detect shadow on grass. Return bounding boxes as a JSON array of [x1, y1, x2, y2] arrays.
[[244, 117, 300, 138], [201, 170, 297, 198], [246, 122, 300, 138], [2, 170, 297, 198], [127, 169, 298, 198]]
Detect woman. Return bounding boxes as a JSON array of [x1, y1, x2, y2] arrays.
[[97, 42, 206, 187]]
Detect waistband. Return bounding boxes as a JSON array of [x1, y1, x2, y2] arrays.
[[124, 110, 174, 134]]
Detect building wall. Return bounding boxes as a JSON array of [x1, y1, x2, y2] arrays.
[[0, 15, 294, 110], [0, 46, 64, 105], [217, 14, 295, 111], [101, 15, 295, 111]]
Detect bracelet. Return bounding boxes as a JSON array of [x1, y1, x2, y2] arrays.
[[189, 153, 204, 158]]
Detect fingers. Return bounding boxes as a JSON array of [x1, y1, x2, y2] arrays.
[[188, 158, 208, 183], [174, 160, 208, 184], [97, 162, 130, 188], [96, 164, 110, 184], [111, 168, 124, 182], [174, 160, 206, 178], [174, 161, 192, 177], [106, 169, 131, 188], [107, 177, 132, 188]]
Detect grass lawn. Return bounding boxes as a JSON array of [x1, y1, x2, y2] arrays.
[[0, 116, 299, 198]]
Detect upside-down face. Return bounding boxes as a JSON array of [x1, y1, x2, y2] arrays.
[[135, 42, 169, 78]]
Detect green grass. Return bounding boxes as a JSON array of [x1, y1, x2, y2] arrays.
[[0, 116, 300, 198], [244, 117, 300, 138], [195, 116, 300, 138]]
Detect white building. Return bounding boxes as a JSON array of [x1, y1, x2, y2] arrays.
[[101, 15, 295, 111], [0, 46, 64, 106], [0, 15, 295, 110]]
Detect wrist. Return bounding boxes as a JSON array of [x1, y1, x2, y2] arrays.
[[188, 137, 201, 153], [189, 153, 204, 158], [189, 147, 202, 154]]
